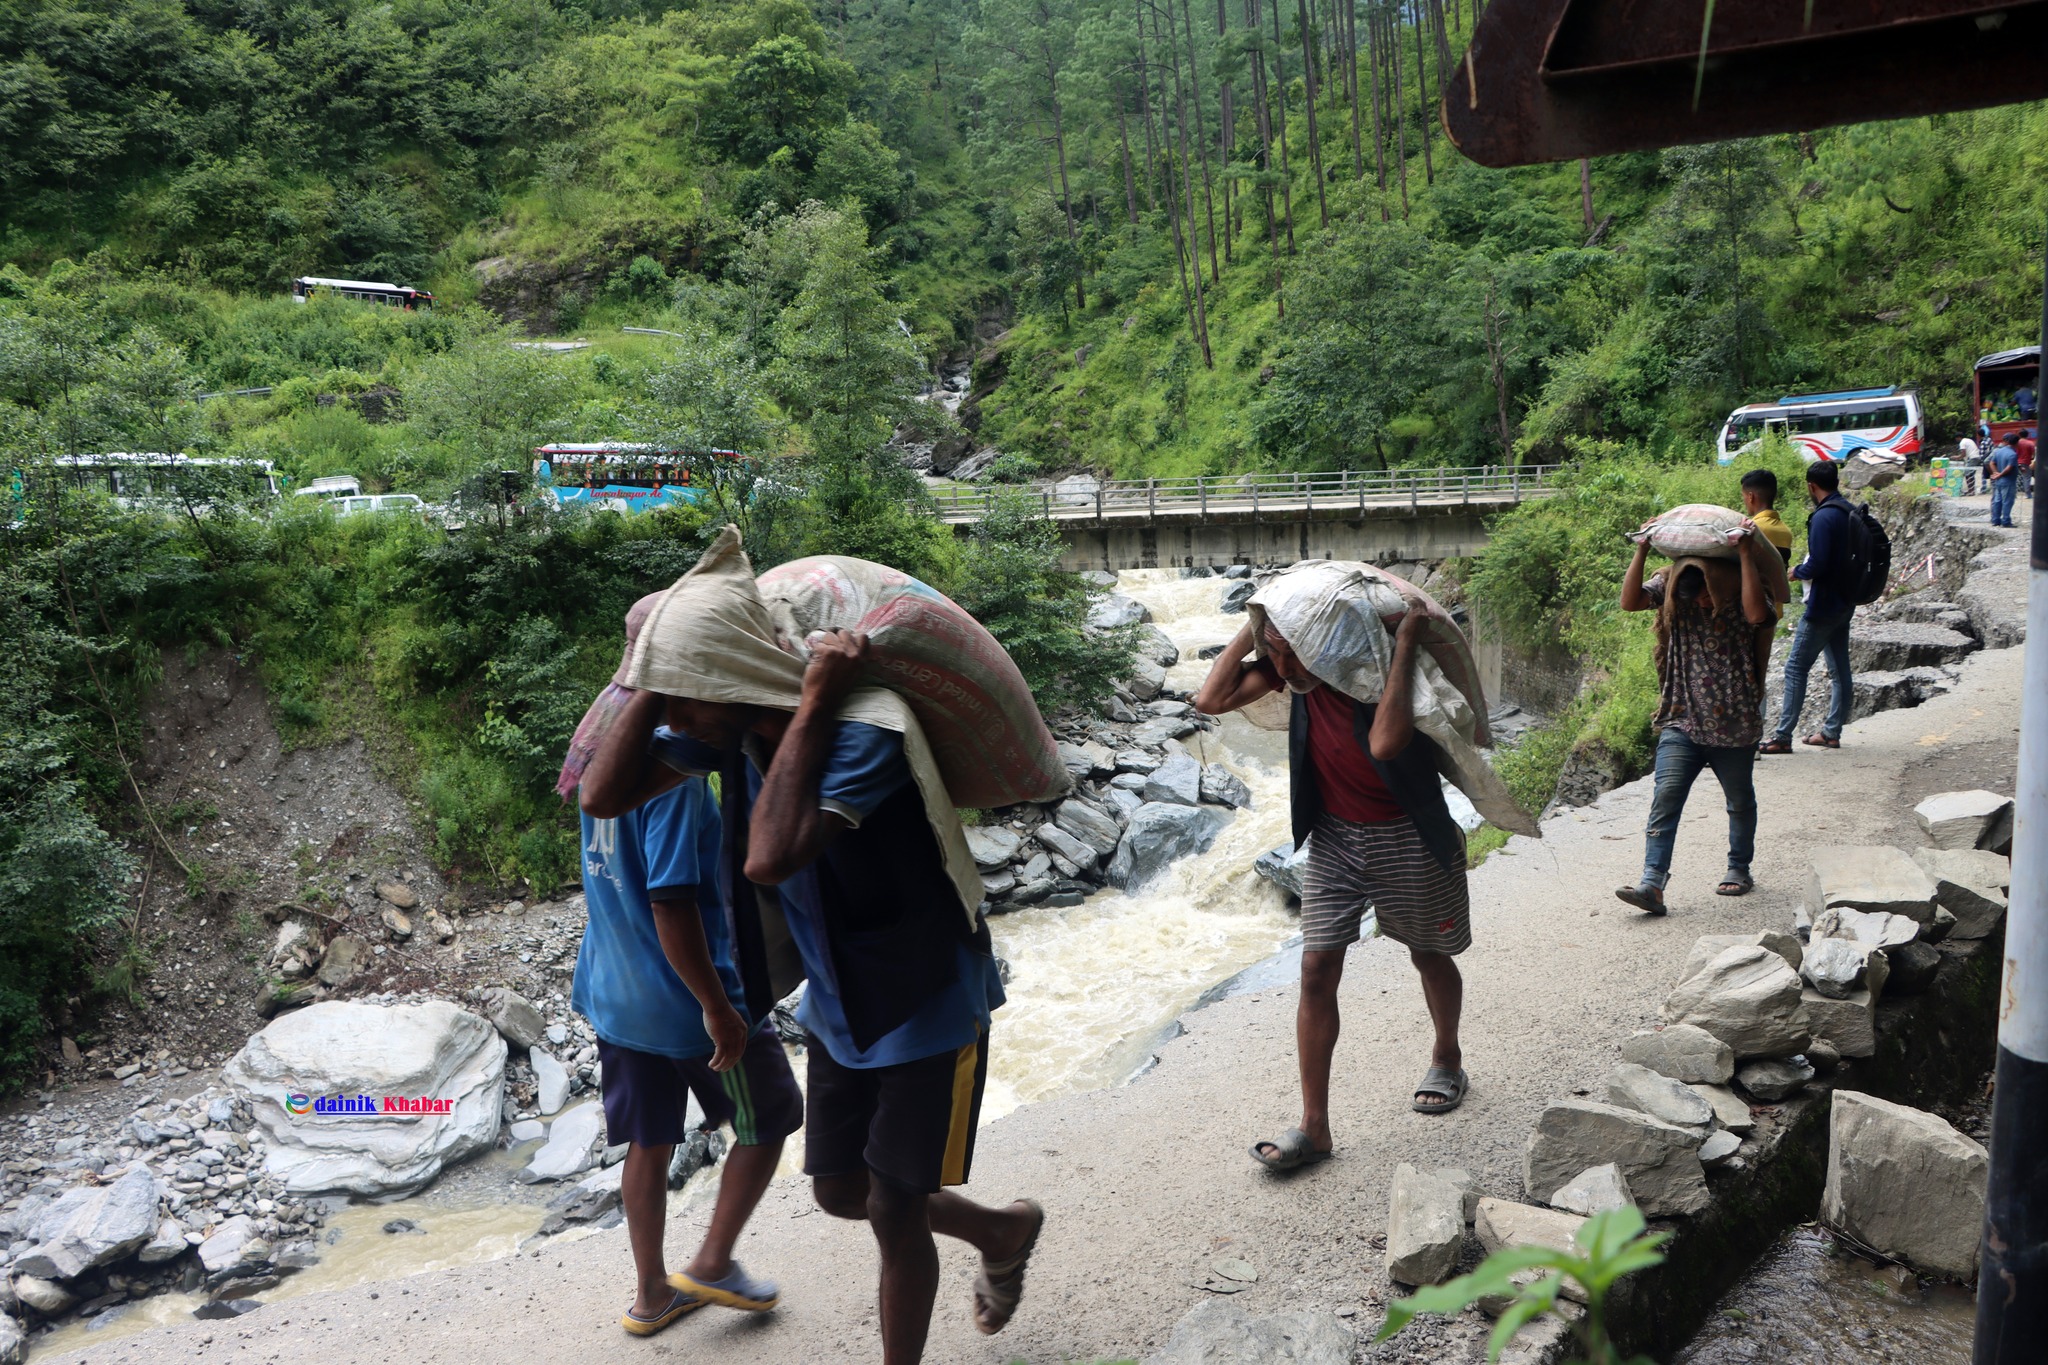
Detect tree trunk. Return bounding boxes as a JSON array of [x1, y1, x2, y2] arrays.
[[1388, 10, 1410, 217], [1176, 0, 1224, 282], [1409, 0, 1433, 184], [1245, 0, 1285, 312], [1579, 156, 1594, 234], [1134, 3, 1165, 212], [1268, 0, 1297, 253], [1156, 0, 1214, 364], [1116, 89, 1142, 225], [1041, 40, 1087, 311], [1483, 274, 1515, 459], [1295, 0, 1329, 228], [1364, 1, 1388, 215]]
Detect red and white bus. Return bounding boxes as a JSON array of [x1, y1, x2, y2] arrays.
[[1717, 387, 1924, 466], [291, 277, 434, 310]]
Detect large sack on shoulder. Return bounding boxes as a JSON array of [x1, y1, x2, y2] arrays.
[[1630, 504, 1744, 560], [1247, 562, 1538, 838], [755, 555, 1070, 809]]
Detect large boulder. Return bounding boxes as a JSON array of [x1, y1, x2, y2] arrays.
[[520, 1102, 606, 1183], [1252, 842, 1311, 901], [1806, 847, 1938, 923], [964, 826, 1023, 871], [1524, 1100, 1710, 1218], [1135, 624, 1181, 668], [1909, 847, 2010, 939], [1200, 764, 1253, 810], [1619, 1024, 1735, 1084], [477, 988, 547, 1050], [1661, 946, 1812, 1059], [1913, 790, 2015, 855], [1053, 800, 1123, 860], [1088, 592, 1152, 630], [1606, 1063, 1716, 1133], [225, 1000, 507, 1195], [1142, 753, 1204, 807], [1219, 579, 1257, 614], [1146, 1299, 1352, 1365], [13, 1164, 160, 1280], [1821, 1091, 1988, 1279], [1384, 1163, 1465, 1286], [1107, 804, 1226, 892]]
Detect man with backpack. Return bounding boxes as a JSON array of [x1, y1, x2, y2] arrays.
[[1760, 460, 1868, 752]]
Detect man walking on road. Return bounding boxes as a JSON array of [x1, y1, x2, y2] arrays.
[[1987, 432, 2021, 527], [560, 601, 802, 1338], [1761, 460, 1859, 752], [1613, 523, 1778, 913], [1194, 607, 1475, 1171]]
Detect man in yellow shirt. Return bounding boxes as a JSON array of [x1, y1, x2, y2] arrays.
[[1741, 469, 1794, 565]]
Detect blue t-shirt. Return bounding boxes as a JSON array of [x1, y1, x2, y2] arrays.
[[1987, 445, 2019, 480], [569, 778, 743, 1059], [654, 722, 1004, 1071]]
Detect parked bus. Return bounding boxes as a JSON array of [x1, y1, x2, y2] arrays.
[[12, 453, 281, 516], [531, 443, 741, 514], [1716, 387, 1924, 466], [291, 276, 434, 310], [1972, 345, 2040, 450]]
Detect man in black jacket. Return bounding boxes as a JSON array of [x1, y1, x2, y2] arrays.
[[1195, 609, 1473, 1173], [1760, 459, 1857, 752]]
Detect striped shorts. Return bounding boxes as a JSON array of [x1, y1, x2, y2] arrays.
[[1301, 812, 1471, 956]]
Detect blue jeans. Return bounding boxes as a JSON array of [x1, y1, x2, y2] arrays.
[[1774, 605, 1855, 742], [1990, 476, 2017, 524], [1641, 727, 1757, 890]]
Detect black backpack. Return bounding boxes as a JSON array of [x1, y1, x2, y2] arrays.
[[1842, 500, 1892, 606]]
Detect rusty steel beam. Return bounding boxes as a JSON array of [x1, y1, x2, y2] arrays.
[[1443, 0, 2048, 166]]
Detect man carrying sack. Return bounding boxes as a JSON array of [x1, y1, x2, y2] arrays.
[[580, 529, 1044, 1365]]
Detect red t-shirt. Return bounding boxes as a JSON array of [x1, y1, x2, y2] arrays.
[[2018, 436, 2036, 469], [1303, 685, 1404, 823]]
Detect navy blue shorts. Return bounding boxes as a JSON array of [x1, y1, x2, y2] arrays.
[[596, 1022, 802, 1148], [802, 1027, 988, 1194]]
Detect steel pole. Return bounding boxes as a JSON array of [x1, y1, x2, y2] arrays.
[[1974, 223, 2048, 1364]]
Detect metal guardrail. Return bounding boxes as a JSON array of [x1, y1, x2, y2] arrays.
[[925, 464, 1568, 523], [194, 386, 275, 402]]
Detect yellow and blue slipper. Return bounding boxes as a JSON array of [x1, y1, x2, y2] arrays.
[[621, 1287, 704, 1336], [670, 1262, 779, 1312]]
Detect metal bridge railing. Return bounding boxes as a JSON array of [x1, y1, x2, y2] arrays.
[[923, 463, 1568, 522]]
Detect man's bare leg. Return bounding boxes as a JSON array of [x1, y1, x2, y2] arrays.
[[1410, 948, 1464, 1109], [622, 1142, 677, 1318], [681, 1138, 784, 1283], [1264, 947, 1346, 1160]]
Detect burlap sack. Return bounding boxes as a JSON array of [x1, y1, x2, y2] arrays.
[[1631, 503, 1746, 560]]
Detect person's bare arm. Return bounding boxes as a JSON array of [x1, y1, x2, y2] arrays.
[[744, 630, 867, 886], [649, 892, 749, 1072], [579, 688, 685, 819], [1619, 538, 1655, 612], [1736, 525, 1774, 625], [1192, 621, 1282, 715], [1367, 612, 1426, 761]]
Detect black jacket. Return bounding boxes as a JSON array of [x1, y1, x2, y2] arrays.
[[1288, 690, 1465, 875]]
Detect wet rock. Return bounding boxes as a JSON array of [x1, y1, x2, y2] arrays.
[[375, 881, 419, 910], [1619, 1024, 1735, 1085], [1054, 800, 1123, 859], [1219, 579, 1256, 614], [1661, 946, 1812, 1060], [1523, 1100, 1710, 1218], [1846, 622, 1975, 673], [1801, 988, 1878, 1059], [1131, 716, 1197, 747], [1088, 593, 1151, 629], [1800, 938, 1882, 998], [226, 1000, 507, 1195], [981, 870, 1017, 899], [1126, 660, 1167, 701], [1033, 821, 1099, 870], [197, 1215, 267, 1273], [1822, 1091, 1987, 1279], [1146, 1298, 1352, 1365], [0, 1312, 21, 1364], [381, 1218, 423, 1235], [478, 988, 548, 1050], [1114, 749, 1161, 774], [964, 827, 1023, 871], [379, 906, 414, 941], [1142, 753, 1203, 807], [1909, 847, 2010, 938], [1735, 1057, 1814, 1102], [139, 1218, 189, 1265], [1200, 765, 1252, 810], [1814, 905, 1919, 950], [1135, 624, 1180, 668], [1885, 941, 1942, 995], [14, 1164, 161, 1280], [314, 935, 367, 988], [1252, 843, 1311, 901], [1698, 1130, 1741, 1165], [1606, 1064, 1716, 1133], [538, 1174, 623, 1236], [1913, 789, 2014, 855], [1107, 804, 1226, 892], [12, 1276, 74, 1315], [191, 1298, 263, 1320], [531, 1047, 570, 1116], [507, 1119, 546, 1143], [521, 1101, 605, 1183], [1548, 1165, 1635, 1217], [1384, 1163, 1465, 1286], [1222, 563, 1254, 580]]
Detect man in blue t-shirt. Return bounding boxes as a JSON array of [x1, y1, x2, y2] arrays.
[[1985, 432, 2021, 528], [583, 630, 1044, 1365], [568, 694, 803, 1337]]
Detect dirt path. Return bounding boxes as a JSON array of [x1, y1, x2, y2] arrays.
[[57, 580, 2025, 1365]]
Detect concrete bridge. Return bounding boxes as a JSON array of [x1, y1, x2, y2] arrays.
[[927, 464, 1565, 571]]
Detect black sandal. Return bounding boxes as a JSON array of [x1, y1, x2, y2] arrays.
[[1614, 884, 1667, 915]]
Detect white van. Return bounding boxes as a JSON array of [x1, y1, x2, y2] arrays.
[[294, 475, 363, 501], [337, 493, 427, 518]]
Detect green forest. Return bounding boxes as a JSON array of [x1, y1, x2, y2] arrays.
[[2, 0, 2046, 1081]]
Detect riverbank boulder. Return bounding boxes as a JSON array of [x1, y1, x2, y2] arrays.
[[1909, 847, 2010, 938], [1107, 804, 1225, 891], [1253, 843, 1310, 901], [12, 1164, 160, 1281], [1821, 1091, 1988, 1279], [1385, 1164, 1465, 1286], [520, 1101, 606, 1182], [1523, 1100, 1709, 1218], [225, 1000, 507, 1196], [1806, 847, 1938, 922], [1661, 946, 1812, 1060], [1913, 790, 2014, 854]]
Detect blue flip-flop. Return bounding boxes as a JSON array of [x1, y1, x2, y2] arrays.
[[621, 1287, 702, 1336], [671, 1261, 779, 1312]]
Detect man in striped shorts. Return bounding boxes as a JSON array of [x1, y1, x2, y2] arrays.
[[1196, 611, 1473, 1171]]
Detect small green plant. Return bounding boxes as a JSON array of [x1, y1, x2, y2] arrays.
[[1374, 1206, 1669, 1365]]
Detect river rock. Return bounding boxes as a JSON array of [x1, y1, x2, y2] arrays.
[[1054, 800, 1124, 859], [531, 1046, 571, 1116], [1679, 930, 1802, 983], [1801, 987, 1878, 1059], [1801, 937, 1880, 998], [1127, 659, 1167, 700], [1908, 847, 2010, 938], [1807, 847, 1938, 923], [1813, 905, 1919, 950], [521, 1101, 605, 1182], [1253, 843, 1311, 900], [964, 826, 1023, 871], [1885, 941, 1942, 995], [1661, 946, 1812, 1059], [14, 1164, 161, 1280], [1142, 753, 1203, 807], [1913, 789, 2014, 854], [137, 1217, 188, 1265], [1687, 1082, 1754, 1132], [11, 1276, 73, 1315], [1034, 821, 1099, 870], [1606, 1063, 1716, 1132], [1619, 1024, 1734, 1084], [1524, 1100, 1710, 1218], [1105, 788, 1142, 821], [1132, 716, 1196, 746], [981, 869, 1017, 899], [0, 1312, 21, 1364], [1088, 593, 1151, 629], [1384, 1164, 1465, 1286], [1107, 804, 1225, 892], [423, 909, 457, 944], [315, 934, 367, 987], [1698, 1130, 1741, 1165], [1199, 764, 1252, 809], [1146, 1298, 1353, 1365], [1134, 624, 1180, 667], [375, 880, 419, 909], [197, 1215, 266, 1273], [478, 988, 548, 1050], [1219, 579, 1256, 614], [1735, 1057, 1814, 1102], [380, 905, 414, 940], [1115, 748, 1161, 774], [226, 1000, 507, 1195], [1821, 1091, 1988, 1279], [1547, 1164, 1635, 1217]]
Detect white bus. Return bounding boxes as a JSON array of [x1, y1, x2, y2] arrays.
[[1717, 387, 1924, 466], [291, 276, 434, 310], [10, 453, 282, 517]]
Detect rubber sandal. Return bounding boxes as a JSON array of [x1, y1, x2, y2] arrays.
[[972, 1200, 1044, 1336], [1614, 884, 1667, 916], [1757, 738, 1792, 755], [621, 1287, 703, 1336], [1413, 1065, 1468, 1114], [1801, 733, 1841, 749], [670, 1261, 778, 1312], [1716, 874, 1754, 897], [1249, 1127, 1333, 1172]]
